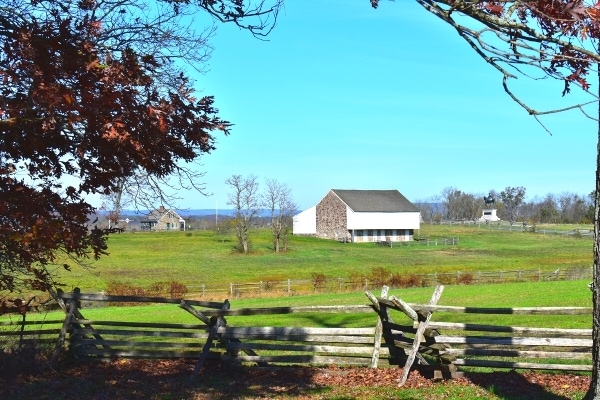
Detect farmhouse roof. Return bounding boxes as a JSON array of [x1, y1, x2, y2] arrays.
[[331, 189, 419, 213], [142, 205, 179, 222]]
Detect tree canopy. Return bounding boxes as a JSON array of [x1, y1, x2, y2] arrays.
[[0, 0, 281, 293]]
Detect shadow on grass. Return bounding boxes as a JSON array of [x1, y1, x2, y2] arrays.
[[192, 362, 329, 399], [465, 370, 572, 400], [0, 359, 330, 400], [1, 357, 585, 400]]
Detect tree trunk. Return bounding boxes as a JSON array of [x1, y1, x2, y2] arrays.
[[584, 76, 600, 399]]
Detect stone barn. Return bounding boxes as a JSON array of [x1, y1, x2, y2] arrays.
[[293, 189, 420, 242]]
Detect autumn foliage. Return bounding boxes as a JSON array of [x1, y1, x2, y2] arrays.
[[0, 0, 240, 292], [372, 1, 600, 102]]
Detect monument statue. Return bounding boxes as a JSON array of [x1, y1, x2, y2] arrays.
[[480, 192, 500, 222], [483, 193, 495, 208]]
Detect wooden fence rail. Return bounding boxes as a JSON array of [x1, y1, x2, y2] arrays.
[[54, 292, 385, 370], [0, 319, 64, 350], [370, 289, 593, 380], [179, 266, 592, 298], [1, 290, 593, 381]]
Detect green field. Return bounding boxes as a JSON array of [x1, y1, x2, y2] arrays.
[[2, 225, 594, 400], [45, 223, 592, 294], [12, 279, 591, 329]]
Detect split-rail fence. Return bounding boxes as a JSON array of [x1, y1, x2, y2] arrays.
[[0, 287, 592, 384]]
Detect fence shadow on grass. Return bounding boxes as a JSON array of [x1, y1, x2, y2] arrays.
[[466, 370, 574, 400]]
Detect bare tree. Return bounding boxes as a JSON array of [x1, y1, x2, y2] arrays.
[[100, 177, 128, 229], [414, 198, 436, 222], [499, 186, 526, 225], [263, 178, 298, 252], [538, 193, 560, 224], [441, 187, 481, 220], [558, 192, 591, 223], [441, 186, 461, 220], [226, 174, 260, 253]]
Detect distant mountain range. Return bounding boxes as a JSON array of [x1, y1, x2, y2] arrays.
[[97, 209, 286, 217]]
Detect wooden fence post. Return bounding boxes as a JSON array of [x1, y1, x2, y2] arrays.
[[191, 300, 230, 380], [52, 298, 77, 364], [365, 286, 389, 368], [398, 285, 444, 387], [50, 287, 109, 362]]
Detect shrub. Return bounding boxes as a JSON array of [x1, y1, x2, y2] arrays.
[[348, 272, 366, 290], [146, 281, 188, 298], [436, 273, 455, 285], [369, 267, 391, 287], [311, 272, 327, 292], [457, 272, 474, 285], [168, 281, 188, 298], [263, 280, 279, 292], [106, 281, 147, 297], [400, 274, 421, 288], [389, 273, 404, 288]]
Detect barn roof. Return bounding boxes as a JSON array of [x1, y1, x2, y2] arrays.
[[141, 206, 181, 222], [331, 189, 419, 213]]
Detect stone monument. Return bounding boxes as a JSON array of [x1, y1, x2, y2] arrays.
[[479, 193, 500, 222]]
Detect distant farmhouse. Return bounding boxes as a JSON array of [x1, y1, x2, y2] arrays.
[[141, 206, 185, 231], [293, 189, 420, 242]]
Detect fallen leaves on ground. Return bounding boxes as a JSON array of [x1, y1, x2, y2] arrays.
[[0, 359, 590, 399]]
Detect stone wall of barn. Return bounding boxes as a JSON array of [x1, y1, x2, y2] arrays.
[[156, 211, 182, 231], [316, 191, 349, 240]]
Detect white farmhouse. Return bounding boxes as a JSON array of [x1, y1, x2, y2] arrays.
[[293, 189, 421, 242]]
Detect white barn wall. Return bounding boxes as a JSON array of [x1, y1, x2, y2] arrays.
[[292, 206, 316, 235], [346, 208, 421, 230]]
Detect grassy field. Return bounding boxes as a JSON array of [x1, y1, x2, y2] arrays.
[[44, 223, 592, 294], [2, 229, 594, 400], [10, 279, 592, 329]]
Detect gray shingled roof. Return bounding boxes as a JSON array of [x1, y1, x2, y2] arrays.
[[331, 189, 419, 213], [141, 207, 180, 222]]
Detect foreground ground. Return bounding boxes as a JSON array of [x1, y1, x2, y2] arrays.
[[0, 359, 591, 399]]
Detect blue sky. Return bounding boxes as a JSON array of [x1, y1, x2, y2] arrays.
[[175, 1, 596, 211]]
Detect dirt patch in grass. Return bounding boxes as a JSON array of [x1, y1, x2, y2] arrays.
[[0, 359, 590, 399]]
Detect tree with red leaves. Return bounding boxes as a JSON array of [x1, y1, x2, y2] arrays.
[[0, 0, 281, 294], [370, 0, 600, 396]]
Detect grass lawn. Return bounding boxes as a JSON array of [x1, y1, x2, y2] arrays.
[[9, 280, 591, 330], [40, 223, 592, 295]]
